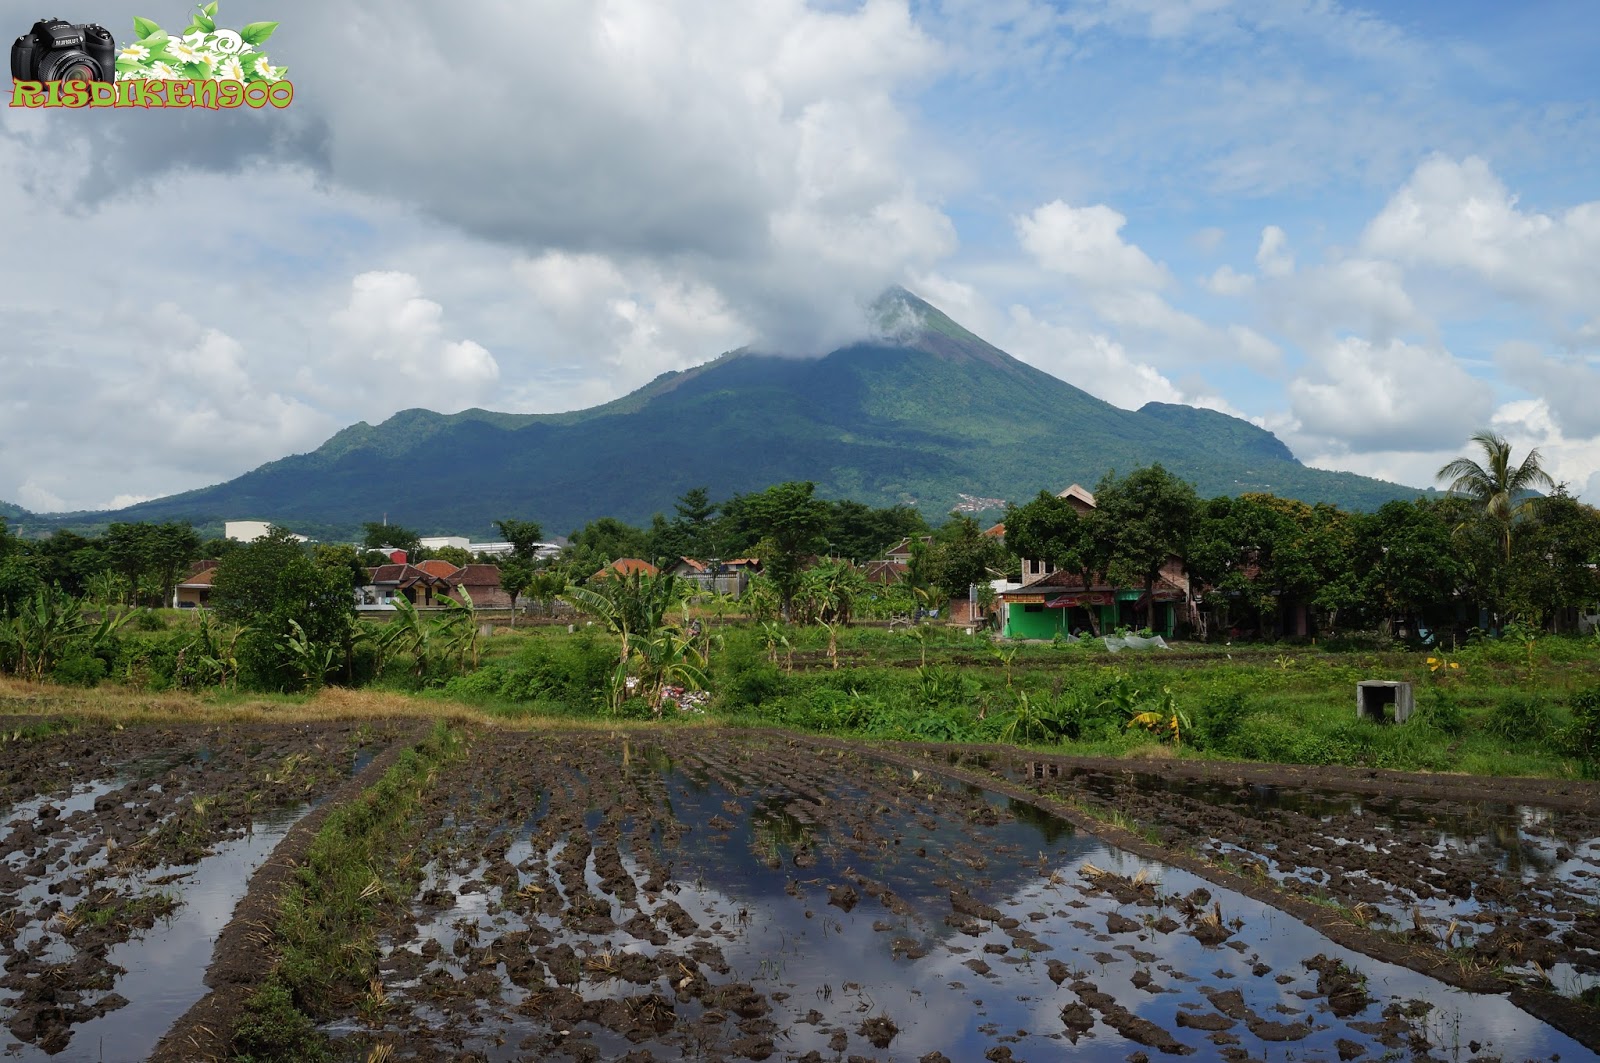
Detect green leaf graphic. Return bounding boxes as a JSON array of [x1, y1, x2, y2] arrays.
[[193, 14, 215, 32], [143, 28, 170, 45], [114, 58, 143, 72], [132, 16, 162, 38], [183, 61, 208, 79], [239, 21, 279, 45], [202, 1, 218, 16]]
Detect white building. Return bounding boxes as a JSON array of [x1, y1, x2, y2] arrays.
[[417, 536, 561, 560], [225, 520, 308, 543]]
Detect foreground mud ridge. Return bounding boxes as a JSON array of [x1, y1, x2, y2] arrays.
[[3, 721, 1597, 1061]]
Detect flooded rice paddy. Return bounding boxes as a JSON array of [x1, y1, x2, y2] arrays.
[[340, 733, 1594, 1061], [1, 721, 1596, 1061]]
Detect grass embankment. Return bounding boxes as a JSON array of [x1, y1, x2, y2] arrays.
[[228, 721, 467, 1062], [422, 623, 1600, 779], [8, 617, 1598, 777]]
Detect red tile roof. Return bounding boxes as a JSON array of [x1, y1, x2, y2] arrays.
[[416, 559, 461, 579], [179, 568, 217, 588], [454, 564, 503, 588], [593, 558, 659, 580]]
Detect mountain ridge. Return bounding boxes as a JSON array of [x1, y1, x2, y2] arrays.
[[16, 289, 1430, 539]]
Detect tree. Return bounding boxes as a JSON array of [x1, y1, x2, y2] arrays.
[[363, 521, 421, 560], [499, 556, 535, 627], [1093, 465, 1198, 629], [1004, 491, 1099, 584], [926, 514, 1008, 598], [100, 521, 201, 607], [672, 486, 718, 559], [1361, 500, 1460, 637], [1503, 486, 1600, 629], [565, 517, 650, 577], [1436, 430, 1554, 563], [495, 519, 545, 558], [213, 528, 356, 691], [0, 519, 42, 618], [825, 500, 928, 563], [741, 482, 830, 614]]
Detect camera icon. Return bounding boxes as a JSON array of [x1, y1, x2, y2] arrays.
[[11, 18, 115, 82]]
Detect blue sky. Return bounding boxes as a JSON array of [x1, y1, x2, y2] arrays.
[[1, 0, 1597, 511]]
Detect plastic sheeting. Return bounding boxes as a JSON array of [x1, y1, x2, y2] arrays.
[[1103, 634, 1170, 653]]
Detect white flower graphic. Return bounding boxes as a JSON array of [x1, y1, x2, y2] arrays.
[[215, 56, 245, 81], [148, 60, 179, 80], [166, 39, 202, 63], [251, 55, 277, 80], [118, 43, 149, 62]]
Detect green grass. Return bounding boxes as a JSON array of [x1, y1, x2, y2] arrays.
[[230, 721, 467, 1062]]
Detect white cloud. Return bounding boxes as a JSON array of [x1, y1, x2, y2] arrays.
[[1489, 398, 1600, 502], [1288, 336, 1493, 454], [1003, 306, 1187, 409], [1494, 343, 1600, 438], [320, 271, 500, 419], [1362, 155, 1600, 313], [1016, 201, 1169, 289], [511, 252, 753, 396], [1203, 265, 1254, 296], [1255, 225, 1295, 277], [1265, 257, 1425, 344]]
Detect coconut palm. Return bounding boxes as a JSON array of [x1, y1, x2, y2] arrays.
[[1436, 430, 1555, 562]]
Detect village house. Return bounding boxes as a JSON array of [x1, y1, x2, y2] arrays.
[[172, 560, 219, 608], [663, 557, 761, 596], [996, 483, 1194, 638], [593, 558, 659, 581], [358, 563, 455, 609]]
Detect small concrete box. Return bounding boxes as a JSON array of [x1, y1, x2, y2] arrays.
[[1356, 680, 1414, 723]]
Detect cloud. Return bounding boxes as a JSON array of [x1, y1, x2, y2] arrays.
[[1202, 265, 1254, 296], [1265, 258, 1426, 344], [1016, 201, 1169, 289], [510, 251, 752, 392], [1288, 336, 1493, 454], [1255, 225, 1294, 278], [1494, 342, 1600, 438], [1362, 155, 1600, 313], [321, 271, 500, 418], [1002, 306, 1187, 409]]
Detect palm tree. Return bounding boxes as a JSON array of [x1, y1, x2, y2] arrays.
[[1436, 430, 1555, 562]]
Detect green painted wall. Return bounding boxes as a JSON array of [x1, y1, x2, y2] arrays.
[[1003, 598, 1177, 638]]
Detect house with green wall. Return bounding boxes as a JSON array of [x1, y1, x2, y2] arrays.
[[995, 482, 1192, 639]]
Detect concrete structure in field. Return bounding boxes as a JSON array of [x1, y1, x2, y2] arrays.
[[1356, 681, 1414, 724], [224, 520, 308, 544]]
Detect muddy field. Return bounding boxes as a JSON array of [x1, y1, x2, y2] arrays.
[[3, 723, 1598, 1061], [0, 719, 407, 1060]]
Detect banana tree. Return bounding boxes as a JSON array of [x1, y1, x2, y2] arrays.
[[436, 585, 482, 670], [632, 627, 711, 716], [10, 587, 128, 681], [382, 595, 434, 677]]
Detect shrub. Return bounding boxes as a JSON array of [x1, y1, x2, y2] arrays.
[[1485, 693, 1554, 744], [51, 646, 107, 687], [130, 609, 168, 632], [1416, 687, 1465, 737], [1562, 686, 1600, 761], [1193, 692, 1249, 750]]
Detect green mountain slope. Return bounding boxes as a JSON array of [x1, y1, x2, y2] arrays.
[[32, 290, 1429, 538]]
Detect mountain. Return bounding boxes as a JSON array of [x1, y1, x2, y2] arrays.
[[29, 290, 1428, 538]]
